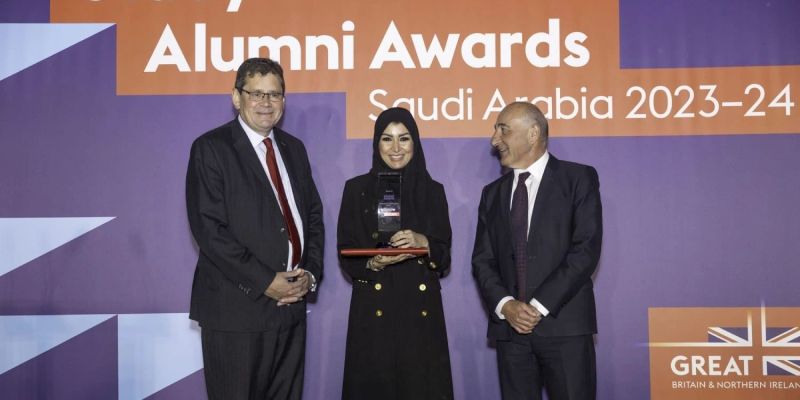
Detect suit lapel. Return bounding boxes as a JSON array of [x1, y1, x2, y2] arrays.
[[230, 120, 284, 218], [529, 155, 559, 240], [273, 129, 306, 222], [231, 120, 270, 188], [498, 171, 513, 238]]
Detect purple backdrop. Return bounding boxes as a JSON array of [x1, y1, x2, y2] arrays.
[[1, 1, 799, 399]]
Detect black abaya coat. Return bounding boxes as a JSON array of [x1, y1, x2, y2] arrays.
[[338, 172, 454, 400]]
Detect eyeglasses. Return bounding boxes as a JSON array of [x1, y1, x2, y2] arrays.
[[237, 88, 284, 102]]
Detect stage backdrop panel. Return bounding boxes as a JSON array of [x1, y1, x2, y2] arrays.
[[1, 0, 799, 398]]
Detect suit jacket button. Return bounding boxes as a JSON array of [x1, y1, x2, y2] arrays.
[[374, 283, 382, 291], [418, 284, 427, 291], [421, 310, 428, 317], [417, 258, 424, 265], [280, 227, 286, 232], [429, 261, 437, 270], [375, 310, 383, 317], [371, 232, 379, 239]]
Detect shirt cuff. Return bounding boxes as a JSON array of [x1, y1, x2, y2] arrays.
[[529, 298, 549, 316], [307, 271, 317, 292], [494, 296, 514, 319]]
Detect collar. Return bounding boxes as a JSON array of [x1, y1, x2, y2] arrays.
[[238, 116, 274, 149], [514, 151, 549, 182]]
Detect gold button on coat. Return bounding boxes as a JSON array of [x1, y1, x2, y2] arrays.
[[375, 310, 383, 317], [429, 261, 437, 269], [417, 258, 424, 264], [374, 283, 382, 291], [418, 284, 427, 291], [421, 310, 428, 317], [371, 232, 379, 239]]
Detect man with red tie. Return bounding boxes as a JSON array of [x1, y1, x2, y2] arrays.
[[186, 58, 324, 400], [472, 102, 602, 400]]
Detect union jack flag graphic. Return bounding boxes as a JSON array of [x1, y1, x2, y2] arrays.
[[650, 306, 800, 376], [761, 306, 800, 376]]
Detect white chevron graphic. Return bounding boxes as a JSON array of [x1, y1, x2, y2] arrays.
[[0, 217, 115, 277], [0, 314, 115, 374], [0, 23, 114, 81], [118, 313, 203, 400]]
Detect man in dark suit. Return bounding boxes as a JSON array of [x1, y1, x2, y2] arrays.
[[472, 102, 602, 400], [186, 58, 324, 400]]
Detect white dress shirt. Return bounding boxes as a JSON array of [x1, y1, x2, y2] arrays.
[[239, 117, 305, 272], [495, 151, 551, 319]]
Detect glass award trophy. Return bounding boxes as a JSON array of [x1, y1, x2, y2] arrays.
[[376, 172, 402, 234], [339, 171, 427, 257]]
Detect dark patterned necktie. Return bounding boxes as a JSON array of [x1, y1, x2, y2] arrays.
[[264, 138, 301, 268], [511, 172, 530, 301]]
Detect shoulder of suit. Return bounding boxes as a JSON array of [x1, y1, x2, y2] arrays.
[[344, 173, 373, 188], [547, 159, 599, 189], [547, 155, 596, 174], [192, 119, 238, 146], [482, 170, 513, 191], [273, 127, 303, 146]]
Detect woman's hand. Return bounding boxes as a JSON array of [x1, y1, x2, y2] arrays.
[[367, 254, 413, 271], [389, 229, 429, 249], [365, 230, 428, 271]]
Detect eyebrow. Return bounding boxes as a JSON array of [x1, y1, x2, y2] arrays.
[[381, 132, 411, 136]]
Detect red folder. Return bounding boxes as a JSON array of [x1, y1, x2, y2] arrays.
[[339, 248, 429, 257]]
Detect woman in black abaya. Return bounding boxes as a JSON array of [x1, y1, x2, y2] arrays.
[[337, 107, 454, 400]]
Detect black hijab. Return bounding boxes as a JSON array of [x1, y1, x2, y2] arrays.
[[370, 107, 430, 179], [369, 108, 438, 234]]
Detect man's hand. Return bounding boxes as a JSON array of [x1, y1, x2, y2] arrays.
[[265, 269, 310, 306], [501, 300, 543, 334]]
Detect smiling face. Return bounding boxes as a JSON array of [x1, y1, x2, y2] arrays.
[[491, 104, 545, 169], [232, 72, 285, 135], [379, 122, 414, 170]]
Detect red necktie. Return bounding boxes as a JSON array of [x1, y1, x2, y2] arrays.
[[511, 172, 530, 301], [264, 138, 301, 268]]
